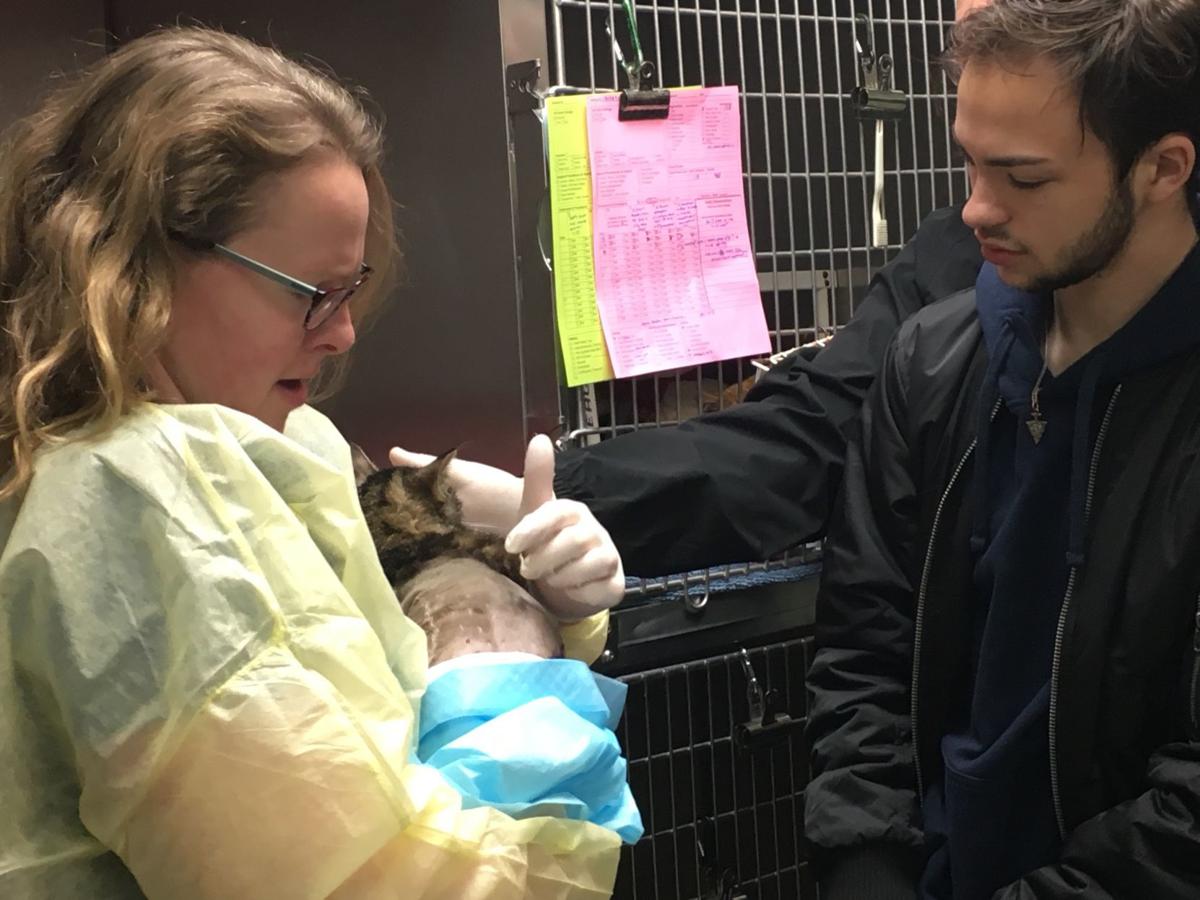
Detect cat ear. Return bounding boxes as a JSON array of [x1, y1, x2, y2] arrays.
[[349, 443, 379, 487], [428, 447, 459, 478], [420, 447, 460, 501]]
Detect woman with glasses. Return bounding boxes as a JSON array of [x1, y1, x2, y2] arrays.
[[0, 26, 625, 900]]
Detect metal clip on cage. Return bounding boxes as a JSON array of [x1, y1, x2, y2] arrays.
[[850, 15, 909, 249], [734, 648, 802, 753], [850, 15, 908, 121], [606, 0, 669, 121]]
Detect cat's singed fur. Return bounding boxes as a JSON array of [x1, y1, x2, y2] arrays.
[[353, 447, 564, 666]]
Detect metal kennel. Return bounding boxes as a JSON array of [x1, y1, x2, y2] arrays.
[[541, 2, 967, 897]]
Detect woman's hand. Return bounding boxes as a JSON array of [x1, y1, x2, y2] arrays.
[[504, 435, 625, 621]]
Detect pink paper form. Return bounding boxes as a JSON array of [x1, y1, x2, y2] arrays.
[[586, 86, 769, 378]]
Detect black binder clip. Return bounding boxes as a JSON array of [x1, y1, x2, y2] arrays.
[[733, 648, 802, 753], [850, 14, 908, 121], [620, 61, 670, 121], [606, 4, 670, 121]]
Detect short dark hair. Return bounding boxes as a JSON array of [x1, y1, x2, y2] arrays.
[[945, 0, 1200, 191]]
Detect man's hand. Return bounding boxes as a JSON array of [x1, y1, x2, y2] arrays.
[[504, 435, 625, 621]]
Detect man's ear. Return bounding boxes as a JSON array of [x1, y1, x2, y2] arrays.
[[349, 443, 379, 487], [1141, 133, 1197, 206]]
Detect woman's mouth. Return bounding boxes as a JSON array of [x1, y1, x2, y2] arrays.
[[276, 379, 308, 404]]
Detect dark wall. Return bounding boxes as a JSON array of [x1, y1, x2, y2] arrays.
[[0, 0, 106, 132]]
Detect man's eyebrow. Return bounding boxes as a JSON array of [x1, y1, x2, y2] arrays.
[[953, 136, 1051, 168]]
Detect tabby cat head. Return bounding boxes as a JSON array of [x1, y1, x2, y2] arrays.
[[352, 445, 463, 547]]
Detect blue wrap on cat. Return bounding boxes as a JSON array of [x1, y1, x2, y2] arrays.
[[418, 658, 645, 844]]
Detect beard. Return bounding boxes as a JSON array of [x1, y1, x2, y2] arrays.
[[1025, 176, 1136, 294]]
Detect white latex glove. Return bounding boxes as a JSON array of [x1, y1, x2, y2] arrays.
[[504, 435, 626, 622], [388, 446, 524, 534]]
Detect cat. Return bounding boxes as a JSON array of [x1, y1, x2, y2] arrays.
[[352, 446, 564, 668]]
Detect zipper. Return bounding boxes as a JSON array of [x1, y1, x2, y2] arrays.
[[1048, 385, 1122, 839], [911, 398, 1002, 803], [1190, 591, 1200, 737]]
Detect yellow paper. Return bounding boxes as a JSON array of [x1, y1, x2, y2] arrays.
[[546, 94, 614, 386]]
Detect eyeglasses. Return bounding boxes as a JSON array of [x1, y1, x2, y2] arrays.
[[180, 238, 372, 331]]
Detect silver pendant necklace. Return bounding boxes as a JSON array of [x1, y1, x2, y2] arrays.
[[1027, 326, 1051, 445], [1027, 361, 1048, 444]]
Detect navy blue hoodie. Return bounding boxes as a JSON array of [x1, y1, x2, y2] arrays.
[[919, 245, 1200, 900]]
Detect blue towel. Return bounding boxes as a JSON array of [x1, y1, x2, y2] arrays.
[[418, 658, 644, 843]]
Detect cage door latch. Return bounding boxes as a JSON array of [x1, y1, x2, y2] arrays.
[[506, 59, 543, 114], [734, 648, 802, 753]]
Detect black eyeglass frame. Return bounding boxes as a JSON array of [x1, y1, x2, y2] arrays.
[[175, 236, 372, 330]]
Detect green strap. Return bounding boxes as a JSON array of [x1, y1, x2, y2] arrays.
[[622, 0, 643, 67]]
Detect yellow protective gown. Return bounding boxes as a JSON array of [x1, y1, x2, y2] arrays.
[[0, 403, 619, 899]]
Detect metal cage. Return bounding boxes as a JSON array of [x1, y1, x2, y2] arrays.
[[547, 0, 967, 605], [537, 3, 966, 898], [615, 637, 816, 900]]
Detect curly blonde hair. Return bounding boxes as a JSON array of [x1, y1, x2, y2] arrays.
[[0, 26, 397, 499]]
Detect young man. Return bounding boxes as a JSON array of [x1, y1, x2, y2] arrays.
[[805, 2, 1200, 898]]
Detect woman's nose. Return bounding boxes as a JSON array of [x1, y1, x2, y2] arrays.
[[308, 300, 356, 355]]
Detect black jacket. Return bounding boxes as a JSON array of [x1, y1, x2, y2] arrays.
[[805, 290, 1200, 900], [555, 205, 983, 576]]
